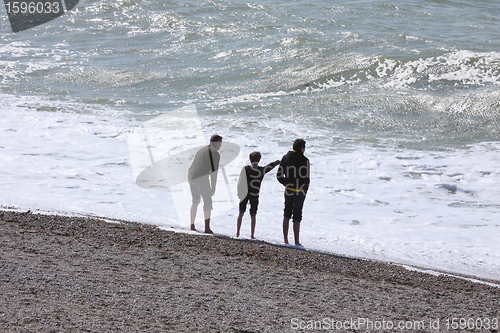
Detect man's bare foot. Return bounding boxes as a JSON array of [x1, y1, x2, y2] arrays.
[[204, 228, 214, 234], [190, 224, 196, 231], [251, 236, 255, 239], [235, 233, 240, 238], [295, 243, 302, 246], [284, 240, 289, 244]]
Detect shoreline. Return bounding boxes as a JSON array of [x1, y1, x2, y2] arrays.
[[5, 206, 498, 286], [217, 233, 500, 288], [1, 209, 499, 332]]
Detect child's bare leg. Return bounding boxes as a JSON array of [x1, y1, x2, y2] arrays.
[[250, 215, 256, 239], [190, 203, 198, 230], [282, 217, 290, 244], [236, 211, 244, 237]]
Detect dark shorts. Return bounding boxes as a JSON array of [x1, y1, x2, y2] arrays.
[[283, 188, 306, 223], [189, 178, 213, 211], [239, 196, 259, 216]]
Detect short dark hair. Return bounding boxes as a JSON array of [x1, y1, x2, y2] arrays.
[[249, 151, 261, 163], [210, 134, 223, 142], [293, 138, 306, 151]]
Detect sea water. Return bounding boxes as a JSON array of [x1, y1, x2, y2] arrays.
[[1, 0, 499, 281]]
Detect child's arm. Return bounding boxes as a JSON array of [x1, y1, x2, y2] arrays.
[[263, 160, 280, 175]]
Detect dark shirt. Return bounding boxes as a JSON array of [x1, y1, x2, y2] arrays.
[[276, 150, 310, 194], [188, 145, 220, 190], [237, 160, 280, 199]]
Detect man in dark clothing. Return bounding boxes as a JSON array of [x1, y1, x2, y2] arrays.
[[188, 134, 222, 233], [236, 151, 280, 239], [276, 138, 310, 246]]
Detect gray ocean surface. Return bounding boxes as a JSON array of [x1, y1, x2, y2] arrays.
[[2, 1, 500, 280], [1, 0, 500, 149]]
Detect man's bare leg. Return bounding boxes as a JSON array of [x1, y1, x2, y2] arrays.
[[190, 203, 199, 230], [282, 217, 290, 244], [204, 210, 213, 234], [293, 221, 301, 246], [236, 211, 244, 237], [250, 215, 256, 239]]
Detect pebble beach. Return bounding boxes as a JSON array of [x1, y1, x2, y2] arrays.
[[0, 209, 499, 332]]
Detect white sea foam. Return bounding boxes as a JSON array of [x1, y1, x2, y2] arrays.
[[381, 51, 500, 88], [1, 96, 499, 281]]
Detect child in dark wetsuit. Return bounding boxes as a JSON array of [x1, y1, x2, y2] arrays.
[[236, 151, 280, 239]]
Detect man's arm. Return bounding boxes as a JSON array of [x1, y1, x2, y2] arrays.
[[276, 156, 287, 186], [209, 150, 221, 194], [303, 158, 310, 194]]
